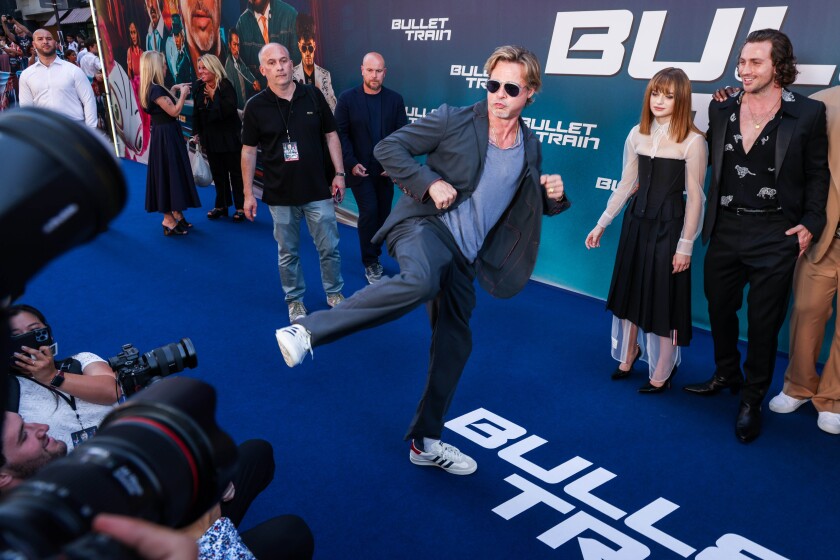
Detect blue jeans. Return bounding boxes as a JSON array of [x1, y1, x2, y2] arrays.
[[269, 200, 344, 303]]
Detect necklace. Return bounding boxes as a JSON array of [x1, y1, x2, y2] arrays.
[[490, 123, 520, 149], [745, 94, 781, 130]]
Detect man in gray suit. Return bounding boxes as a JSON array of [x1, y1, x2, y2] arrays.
[[275, 45, 569, 475]]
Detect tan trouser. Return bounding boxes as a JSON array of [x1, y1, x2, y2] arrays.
[[784, 237, 840, 412]]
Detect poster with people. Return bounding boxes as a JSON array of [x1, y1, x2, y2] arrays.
[[94, 0, 334, 163]]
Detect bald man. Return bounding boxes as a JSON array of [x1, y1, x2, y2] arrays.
[[334, 52, 408, 283], [19, 29, 96, 128]]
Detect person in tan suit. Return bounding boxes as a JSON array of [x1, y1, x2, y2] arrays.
[[768, 85, 840, 434]]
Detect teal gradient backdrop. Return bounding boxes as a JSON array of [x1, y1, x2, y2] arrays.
[[95, 0, 840, 357]]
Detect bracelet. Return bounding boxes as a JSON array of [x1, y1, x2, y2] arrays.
[[335, 172, 346, 177]]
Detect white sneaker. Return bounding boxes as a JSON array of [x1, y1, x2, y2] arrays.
[[817, 411, 840, 434], [288, 301, 307, 323], [409, 440, 477, 475], [768, 391, 810, 413], [275, 324, 312, 367]]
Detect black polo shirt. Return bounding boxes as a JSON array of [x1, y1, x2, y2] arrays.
[[242, 82, 336, 206]]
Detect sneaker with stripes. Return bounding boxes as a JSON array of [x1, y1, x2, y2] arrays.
[[409, 440, 477, 475]]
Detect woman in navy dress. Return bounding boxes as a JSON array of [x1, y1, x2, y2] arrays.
[[585, 68, 707, 392], [139, 50, 200, 235]]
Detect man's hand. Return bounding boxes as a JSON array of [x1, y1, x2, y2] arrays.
[[786, 224, 813, 257], [92, 514, 198, 560], [332, 175, 346, 203], [540, 174, 565, 201], [585, 225, 605, 249], [14, 345, 57, 383], [672, 252, 691, 274], [712, 86, 740, 102], [428, 179, 457, 210], [352, 163, 368, 177], [243, 193, 257, 221]]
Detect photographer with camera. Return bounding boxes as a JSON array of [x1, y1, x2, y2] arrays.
[[7, 304, 120, 450], [0, 409, 314, 559]]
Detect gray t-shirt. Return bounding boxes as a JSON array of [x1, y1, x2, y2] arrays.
[[441, 135, 525, 262]]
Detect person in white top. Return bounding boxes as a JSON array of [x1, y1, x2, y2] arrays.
[[78, 37, 102, 79], [19, 29, 96, 128], [585, 67, 707, 392]]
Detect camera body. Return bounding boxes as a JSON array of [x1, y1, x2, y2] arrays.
[[109, 338, 197, 397]]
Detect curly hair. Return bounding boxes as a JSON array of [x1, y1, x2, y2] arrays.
[[743, 29, 798, 88]]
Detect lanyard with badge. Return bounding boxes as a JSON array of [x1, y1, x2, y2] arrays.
[[274, 94, 299, 162]]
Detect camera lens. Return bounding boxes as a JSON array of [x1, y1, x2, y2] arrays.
[[0, 378, 237, 558], [144, 338, 198, 377]]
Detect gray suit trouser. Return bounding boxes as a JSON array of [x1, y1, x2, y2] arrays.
[[297, 216, 476, 440]]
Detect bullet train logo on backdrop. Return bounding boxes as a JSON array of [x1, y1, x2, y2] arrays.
[[522, 117, 600, 149], [392, 18, 451, 41], [405, 106, 438, 124], [451, 65, 488, 88], [544, 6, 836, 85]]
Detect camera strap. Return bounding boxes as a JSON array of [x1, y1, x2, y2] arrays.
[[15, 373, 85, 431]]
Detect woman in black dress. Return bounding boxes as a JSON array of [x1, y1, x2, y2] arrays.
[[139, 50, 200, 235], [585, 68, 707, 392], [192, 54, 246, 222]]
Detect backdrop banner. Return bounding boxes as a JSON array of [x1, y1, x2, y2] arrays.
[[94, 0, 840, 345]]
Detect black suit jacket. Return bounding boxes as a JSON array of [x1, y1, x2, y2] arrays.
[[703, 90, 829, 242], [334, 85, 408, 187], [191, 78, 242, 153]]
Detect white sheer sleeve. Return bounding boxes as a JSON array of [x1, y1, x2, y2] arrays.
[[675, 133, 708, 256], [597, 127, 640, 229]]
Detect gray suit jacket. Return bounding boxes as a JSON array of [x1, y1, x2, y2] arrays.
[[373, 101, 568, 298]]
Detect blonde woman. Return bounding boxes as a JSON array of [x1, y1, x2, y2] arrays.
[[585, 68, 707, 392], [139, 50, 200, 235], [192, 54, 245, 221]]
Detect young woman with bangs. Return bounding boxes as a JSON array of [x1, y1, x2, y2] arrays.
[[586, 67, 708, 392]]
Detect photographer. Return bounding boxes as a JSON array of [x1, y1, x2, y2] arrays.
[[7, 304, 120, 450], [0, 411, 314, 559]]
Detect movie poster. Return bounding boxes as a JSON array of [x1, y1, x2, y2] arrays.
[[93, 0, 333, 163]]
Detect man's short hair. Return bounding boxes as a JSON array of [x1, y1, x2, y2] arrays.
[[228, 28, 239, 43], [84, 37, 97, 49], [744, 29, 798, 88], [258, 43, 289, 66], [484, 45, 542, 105]]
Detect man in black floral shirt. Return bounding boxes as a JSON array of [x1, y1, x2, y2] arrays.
[[685, 29, 829, 443]]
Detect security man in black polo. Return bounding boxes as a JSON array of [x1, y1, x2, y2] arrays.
[[241, 43, 347, 324]]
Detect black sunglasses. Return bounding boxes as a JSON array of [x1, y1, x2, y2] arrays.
[[486, 79, 524, 97], [300, 44, 314, 53]]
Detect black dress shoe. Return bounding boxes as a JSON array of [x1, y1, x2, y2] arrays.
[[638, 366, 678, 394], [735, 402, 762, 443], [683, 374, 742, 396], [611, 345, 641, 380]]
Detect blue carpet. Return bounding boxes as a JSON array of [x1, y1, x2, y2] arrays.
[[22, 160, 840, 559]]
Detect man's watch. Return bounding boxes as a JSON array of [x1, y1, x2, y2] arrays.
[[49, 370, 66, 388], [335, 172, 346, 177]]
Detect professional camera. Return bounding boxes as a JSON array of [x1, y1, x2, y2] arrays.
[[109, 338, 198, 397], [0, 109, 234, 558], [0, 377, 238, 558]]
